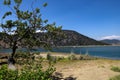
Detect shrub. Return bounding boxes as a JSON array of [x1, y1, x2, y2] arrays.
[[0, 63, 55, 80], [68, 54, 77, 60], [79, 55, 98, 60], [79, 56, 84, 60], [14, 51, 32, 59], [47, 53, 52, 61], [109, 75, 120, 80], [57, 57, 65, 61], [109, 66, 120, 80], [111, 66, 120, 72], [14, 51, 35, 65], [0, 51, 55, 80], [47, 53, 57, 64], [0, 65, 18, 80]]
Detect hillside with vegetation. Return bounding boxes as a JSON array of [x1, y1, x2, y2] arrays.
[[100, 39, 120, 45], [53, 30, 108, 46], [0, 30, 108, 48]]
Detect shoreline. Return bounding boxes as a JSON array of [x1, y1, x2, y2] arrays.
[[35, 52, 120, 60], [1, 51, 120, 60]]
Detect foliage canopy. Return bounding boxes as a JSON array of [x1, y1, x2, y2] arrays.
[[0, 0, 62, 64], [0, 0, 62, 61]]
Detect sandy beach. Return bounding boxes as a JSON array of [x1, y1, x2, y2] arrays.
[[55, 60, 120, 80], [37, 52, 120, 80]]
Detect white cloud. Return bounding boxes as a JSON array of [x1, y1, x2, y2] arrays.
[[101, 35, 120, 40]]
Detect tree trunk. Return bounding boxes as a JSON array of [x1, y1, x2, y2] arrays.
[[8, 42, 17, 64]]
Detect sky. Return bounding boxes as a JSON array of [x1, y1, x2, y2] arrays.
[[0, 0, 120, 40]]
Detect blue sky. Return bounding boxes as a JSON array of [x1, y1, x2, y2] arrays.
[[0, 0, 120, 40]]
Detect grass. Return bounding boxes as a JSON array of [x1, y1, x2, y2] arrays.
[[110, 75, 120, 80], [110, 66, 120, 80], [111, 66, 120, 72]]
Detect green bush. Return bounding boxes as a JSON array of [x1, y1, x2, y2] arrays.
[[47, 53, 58, 64], [57, 57, 65, 61], [0, 64, 55, 80], [0, 65, 18, 80], [0, 52, 55, 80], [68, 54, 77, 60], [47, 53, 51, 61], [110, 66, 120, 80], [14, 51, 35, 65], [109, 75, 120, 80], [111, 66, 120, 72], [14, 51, 32, 58]]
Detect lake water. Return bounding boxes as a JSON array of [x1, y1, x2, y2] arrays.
[[0, 46, 120, 59], [52, 46, 120, 59]]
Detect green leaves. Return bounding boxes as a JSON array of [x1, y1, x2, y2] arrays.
[[0, 65, 18, 80], [36, 8, 40, 13], [14, 0, 22, 4], [43, 3, 47, 7], [2, 11, 12, 19], [111, 66, 120, 72], [4, 0, 11, 5], [0, 62, 55, 80], [1, 0, 62, 59], [1, 20, 13, 29], [44, 19, 48, 23], [6, 20, 13, 28]]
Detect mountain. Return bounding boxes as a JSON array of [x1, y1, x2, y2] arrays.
[[0, 30, 108, 48], [100, 39, 120, 45], [51, 30, 108, 46]]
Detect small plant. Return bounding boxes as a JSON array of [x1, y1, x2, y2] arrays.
[[79, 56, 84, 60], [79, 54, 97, 60], [109, 66, 120, 80], [0, 59, 55, 80], [109, 75, 120, 80], [14, 51, 35, 65], [68, 54, 77, 60], [111, 66, 120, 72], [47, 53, 52, 61], [0, 65, 18, 80], [33, 52, 40, 55], [47, 53, 57, 64], [100, 65, 105, 68], [57, 57, 65, 61]]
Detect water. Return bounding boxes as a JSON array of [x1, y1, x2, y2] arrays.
[[0, 46, 120, 59], [52, 46, 120, 59]]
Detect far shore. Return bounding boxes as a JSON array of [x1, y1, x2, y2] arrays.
[[0, 44, 120, 50], [58, 45, 120, 47]]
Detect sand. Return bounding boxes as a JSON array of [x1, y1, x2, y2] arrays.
[[37, 52, 120, 80], [55, 60, 120, 80]]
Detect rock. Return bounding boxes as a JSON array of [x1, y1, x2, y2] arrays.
[[8, 63, 16, 70]]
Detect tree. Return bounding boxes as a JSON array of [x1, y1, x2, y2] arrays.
[[0, 0, 62, 64]]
